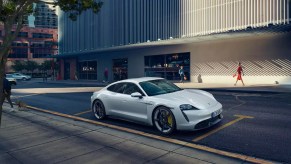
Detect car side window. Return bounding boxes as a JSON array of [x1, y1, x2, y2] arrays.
[[107, 84, 117, 92], [123, 83, 144, 95], [107, 83, 126, 94]]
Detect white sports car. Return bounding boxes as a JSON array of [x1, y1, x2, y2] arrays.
[[91, 77, 223, 134]]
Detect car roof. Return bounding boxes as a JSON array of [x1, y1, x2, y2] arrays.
[[115, 77, 164, 83]]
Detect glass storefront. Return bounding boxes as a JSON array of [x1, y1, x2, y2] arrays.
[[78, 61, 97, 80], [113, 58, 128, 81], [145, 52, 190, 81]]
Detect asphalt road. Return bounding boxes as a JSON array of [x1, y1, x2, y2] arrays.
[[10, 80, 291, 163]]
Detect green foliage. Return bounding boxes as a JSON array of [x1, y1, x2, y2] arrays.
[[11, 60, 25, 72], [39, 60, 52, 71], [57, 0, 103, 21], [11, 60, 59, 74], [1, 0, 103, 23], [25, 60, 38, 73], [0, 1, 34, 23]]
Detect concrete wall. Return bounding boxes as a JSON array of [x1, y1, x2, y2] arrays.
[[121, 33, 291, 85]]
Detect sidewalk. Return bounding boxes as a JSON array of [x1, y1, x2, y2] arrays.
[[40, 79, 291, 93], [0, 104, 248, 164]]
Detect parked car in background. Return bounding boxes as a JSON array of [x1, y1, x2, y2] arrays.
[[6, 74, 17, 85], [11, 73, 31, 81]]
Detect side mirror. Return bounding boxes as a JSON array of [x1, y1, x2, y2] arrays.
[[131, 92, 143, 98]]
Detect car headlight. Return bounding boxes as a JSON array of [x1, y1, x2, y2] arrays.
[[179, 104, 199, 111]]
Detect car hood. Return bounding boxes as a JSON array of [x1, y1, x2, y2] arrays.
[[154, 89, 218, 110]]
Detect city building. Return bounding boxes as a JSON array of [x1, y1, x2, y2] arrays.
[[0, 25, 58, 72], [34, 2, 58, 29], [58, 0, 291, 84]]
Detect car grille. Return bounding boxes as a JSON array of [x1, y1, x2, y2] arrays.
[[194, 115, 221, 130]]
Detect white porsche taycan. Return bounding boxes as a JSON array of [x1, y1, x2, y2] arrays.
[[91, 77, 223, 134]]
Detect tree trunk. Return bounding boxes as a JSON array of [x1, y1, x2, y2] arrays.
[[0, 60, 5, 126]]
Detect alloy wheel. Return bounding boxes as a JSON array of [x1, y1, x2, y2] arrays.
[[93, 100, 106, 120], [153, 107, 176, 135]]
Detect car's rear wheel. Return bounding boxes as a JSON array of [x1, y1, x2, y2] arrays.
[[153, 106, 176, 135], [92, 100, 106, 120], [22, 77, 27, 81]]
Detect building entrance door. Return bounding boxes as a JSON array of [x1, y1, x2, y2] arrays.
[[113, 58, 128, 81], [64, 62, 70, 80]]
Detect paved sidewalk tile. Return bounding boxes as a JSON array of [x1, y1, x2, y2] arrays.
[[9, 136, 104, 164], [0, 130, 68, 154], [131, 135, 183, 152], [97, 127, 141, 140], [147, 152, 211, 164], [58, 147, 143, 164], [0, 153, 21, 164], [112, 140, 168, 161], [174, 147, 243, 164], [73, 131, 125, 146]]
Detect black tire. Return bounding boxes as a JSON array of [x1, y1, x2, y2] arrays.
[[22, 77, 27, 81], [153, 106, 176, 135], [92, 100, 106, 120]]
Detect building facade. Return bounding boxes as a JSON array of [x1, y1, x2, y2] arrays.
[[34, 2, 58, 29], [58, 0, 291, 84], [0, 25, 58, 73]]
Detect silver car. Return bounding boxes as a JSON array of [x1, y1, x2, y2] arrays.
[[6, 74, 17, 85], [12, 73, 31, 81]]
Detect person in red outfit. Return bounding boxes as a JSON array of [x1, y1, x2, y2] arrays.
[[234, 62, 245, 86]]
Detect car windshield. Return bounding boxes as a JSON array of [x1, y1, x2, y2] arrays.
[[139, 79, 182, 96]]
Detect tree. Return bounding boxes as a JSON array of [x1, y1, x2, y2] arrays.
[[0, 0, 103, 125], [39, 60, 52, 72], [25, 60, 38, 75], [11, 60, 25, 72]]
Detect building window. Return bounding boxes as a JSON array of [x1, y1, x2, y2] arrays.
[[78, 61, 97, 80], [113, 58, 128, 81], [33, 54, 51, 58], [145, 52, 190, 81], [32, 33, 53, 38], [9, 48, 28, 58], [18, 32, 28, 38]]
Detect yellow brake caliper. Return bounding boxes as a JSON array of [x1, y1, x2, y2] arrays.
[[167, 114, 173, 127]]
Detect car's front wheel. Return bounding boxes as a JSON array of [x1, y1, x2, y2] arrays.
[[153, 106, 176, 135], [92, 100, 106, 120]]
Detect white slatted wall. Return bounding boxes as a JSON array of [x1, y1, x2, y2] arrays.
[[59, 0, 291, 54]]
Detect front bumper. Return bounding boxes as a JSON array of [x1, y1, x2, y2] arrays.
[[176, 103, 223, 131], [194, 113, 223, 130]]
